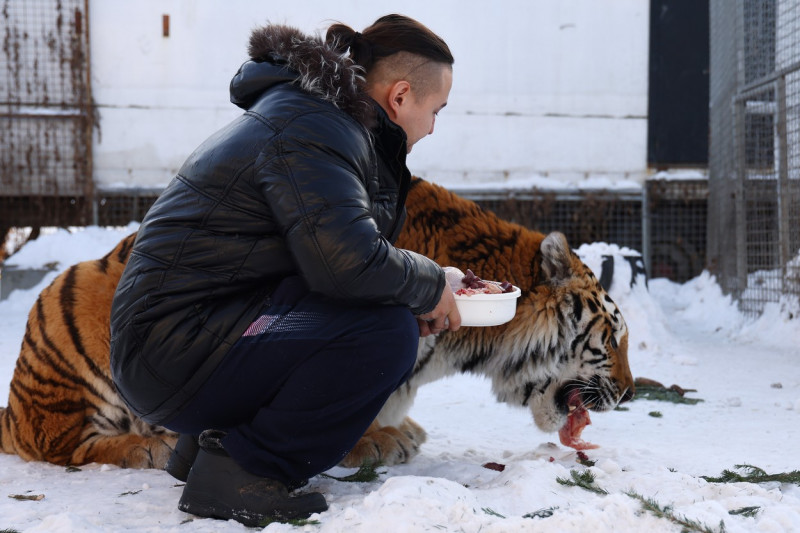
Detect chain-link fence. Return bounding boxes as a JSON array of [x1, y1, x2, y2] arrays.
[[709, 0, 800, 315]]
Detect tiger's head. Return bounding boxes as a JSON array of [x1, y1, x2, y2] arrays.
[[484, 231, 635, 433]]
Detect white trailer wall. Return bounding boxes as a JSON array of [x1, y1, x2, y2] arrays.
[[89, 0, 650, 190]]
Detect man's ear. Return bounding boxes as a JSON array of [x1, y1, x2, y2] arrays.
[[387, 80, 411, 118]]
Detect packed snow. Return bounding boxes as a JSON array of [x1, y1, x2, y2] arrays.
[[0, 226, 799, 533]]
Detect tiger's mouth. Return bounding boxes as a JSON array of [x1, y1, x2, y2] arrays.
[[530, 377, 624, 434], [555, 382, 593, 415], [555, 377, 629, 415], [555, 382, 600, 451]]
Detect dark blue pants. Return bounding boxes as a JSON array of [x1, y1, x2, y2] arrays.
[[165, 276, 419, 485]]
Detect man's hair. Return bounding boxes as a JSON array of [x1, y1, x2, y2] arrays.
[[326, 14, 453, 97]]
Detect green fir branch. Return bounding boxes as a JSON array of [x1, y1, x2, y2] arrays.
[[701, 464, 800, 486], [634, 384, 703, 405], [552, 469, 733, 532], [728, 506, 761, 518], [625, 491, 727, 533], [556, 470, 608, 495], [482, 507, 506, 518], [523, 506, 559, 519]]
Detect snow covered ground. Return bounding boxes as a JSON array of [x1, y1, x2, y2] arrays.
[[0, 226, 799, 533]]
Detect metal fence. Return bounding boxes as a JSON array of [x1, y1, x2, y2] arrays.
[[0, 0, 94, 232], [5, 181, 710, 287], [113, 181, 707, 285], [0, 0, 713, 289], [453, 179, 708, 285], [709, 0, 800, 316]]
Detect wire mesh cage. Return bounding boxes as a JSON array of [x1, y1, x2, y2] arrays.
[[0, 0, 94, 230], [93, 188, 161, 227], [456, 180, 709, 286], [709, 0, 800, 316], [463, 190, 644, 253], [646, 179, 709, 283], [0, 1, 713, 293]]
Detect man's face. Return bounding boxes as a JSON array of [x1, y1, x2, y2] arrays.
[[394, 66, 453, 153]]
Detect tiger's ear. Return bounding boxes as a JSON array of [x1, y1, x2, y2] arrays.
[[540, 232, 574, 283]]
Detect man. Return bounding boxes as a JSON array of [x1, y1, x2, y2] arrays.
[[110, 14, 458, 526]]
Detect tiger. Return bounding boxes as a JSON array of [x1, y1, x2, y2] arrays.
[[0, 232, 177, 468], [0, 177, 634, 470]]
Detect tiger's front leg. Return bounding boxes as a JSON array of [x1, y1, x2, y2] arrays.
[[70, 403, 179, 469], [339, 416, 427, 467], [71, 432, 179, 469]]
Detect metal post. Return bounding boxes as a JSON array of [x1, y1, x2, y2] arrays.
[[82, 0, 96, 227], [776, 75, 790, 288], [641, 183, 651, 278], [733, 97, 748, 300]]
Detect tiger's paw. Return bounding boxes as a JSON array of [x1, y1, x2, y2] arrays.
[[72, 433, 179, 470], [340, 417, 427, 468]]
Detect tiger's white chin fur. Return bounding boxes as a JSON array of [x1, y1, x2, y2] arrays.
[[530, 380, 568, 433]]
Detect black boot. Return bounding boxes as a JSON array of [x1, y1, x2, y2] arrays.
[[165, 434, 199, 482], [177, 430, 328, 526]]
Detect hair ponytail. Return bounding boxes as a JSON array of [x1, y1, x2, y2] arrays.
[[326, 23, 374, 69], [326, 14, 453, 72]]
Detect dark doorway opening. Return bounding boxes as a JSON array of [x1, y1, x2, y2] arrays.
[[647, 0, 710, 167]]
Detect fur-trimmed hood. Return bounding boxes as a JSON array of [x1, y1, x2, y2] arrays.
[[230, 24, 374, 126]]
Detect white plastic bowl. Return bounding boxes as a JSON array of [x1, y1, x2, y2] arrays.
[[453, 286, 521, 327]]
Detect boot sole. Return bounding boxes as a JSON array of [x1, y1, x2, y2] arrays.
[[179, 490, 265, 527], [178, 487, 327, 527]]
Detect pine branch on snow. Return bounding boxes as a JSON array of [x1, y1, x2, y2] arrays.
[[625, 491, 727, 533], [702, 464, 800, 486]]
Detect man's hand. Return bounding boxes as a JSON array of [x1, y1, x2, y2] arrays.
[[417, 285, 461, 337]]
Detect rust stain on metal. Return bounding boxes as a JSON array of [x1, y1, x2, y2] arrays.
[[1, 0, 95, 227]]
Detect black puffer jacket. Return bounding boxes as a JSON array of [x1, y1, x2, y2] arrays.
[[109, 25, 446, 425]]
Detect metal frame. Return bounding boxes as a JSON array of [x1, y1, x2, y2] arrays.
[[0, 0, 94, 226], [712, 0, 800, 315]]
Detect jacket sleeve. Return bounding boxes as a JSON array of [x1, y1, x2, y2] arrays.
[[255, 109, 444, 315]]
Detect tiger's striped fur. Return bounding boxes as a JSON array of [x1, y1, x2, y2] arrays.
[[341, 179, 634, 466], [0, 233, 177, 468], [0, 178, 633, 470]]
